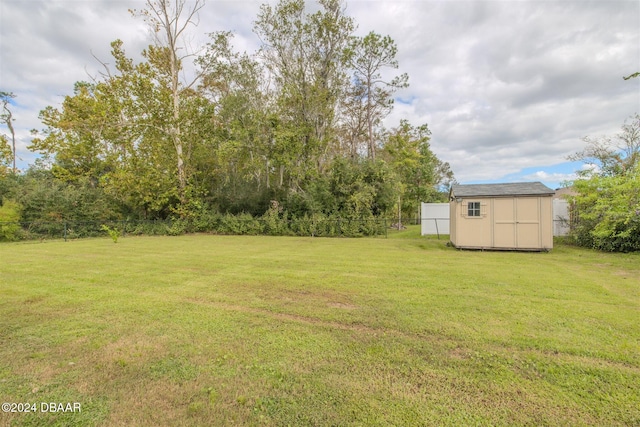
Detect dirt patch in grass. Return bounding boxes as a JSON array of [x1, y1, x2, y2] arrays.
[[186, 298, 377, 335], [615, 270, 634, 277], [327, 302, 358, 309]]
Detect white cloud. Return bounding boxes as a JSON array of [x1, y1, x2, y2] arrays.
[[521, 170, 577, 184], [1, 0, 638, 183], [580, 163, 601, 174]]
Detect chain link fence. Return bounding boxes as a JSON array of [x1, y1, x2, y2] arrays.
[[0, 216, 416, 241]]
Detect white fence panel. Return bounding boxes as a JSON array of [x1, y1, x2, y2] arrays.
[[553, 199, 570, 236], [421, 203, 450, 235]]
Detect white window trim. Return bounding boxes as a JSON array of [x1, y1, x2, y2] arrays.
[[463, 201, 487, 218]]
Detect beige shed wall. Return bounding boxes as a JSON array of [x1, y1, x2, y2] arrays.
[[450, 195, 553, 251], [449, 200, 457, 243], [451, 198, 492, 248]]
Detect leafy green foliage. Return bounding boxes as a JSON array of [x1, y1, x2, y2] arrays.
[[572, 163, 640, 251], [0, 91, 16, 174], [300, 158, 397, 218], [0, 135, 12, 176], [570, 113, 640, 177], [569, 114, 640, 252], [344, 31, 409, 159], [101, 224, 120, 243], [381, 120, 454, 219], [254, 0, 355, 190], [8, 168, 121, 224], [0, 199, 22, 241], [19, 0, 454, 227]]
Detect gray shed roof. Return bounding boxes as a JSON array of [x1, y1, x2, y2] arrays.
[[451, 182, 555, 198]]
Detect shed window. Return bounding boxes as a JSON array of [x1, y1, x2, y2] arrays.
[[468, 201, 481, 217]]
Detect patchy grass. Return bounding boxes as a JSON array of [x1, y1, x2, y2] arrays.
[[0, 231, 638, 426]]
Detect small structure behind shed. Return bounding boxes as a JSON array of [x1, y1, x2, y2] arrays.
[[420, 203, 450, 236], [552, 187, 576, 237], [553, 199, 570, 236], [449, 182, 554, 251]]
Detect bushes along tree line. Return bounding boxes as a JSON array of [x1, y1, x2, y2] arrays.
[[3, 0, 636, 251], [568, 113, 640, 252], [0, 0, 454, 237]]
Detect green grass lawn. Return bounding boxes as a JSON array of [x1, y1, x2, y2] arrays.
[[1, 230, 639, 426]]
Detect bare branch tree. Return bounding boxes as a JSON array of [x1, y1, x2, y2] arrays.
[[569, 113, 640, 176], [130, 0, 207, 204], [88, 49, 114, 81], [344, 32, 408, 160], [0, 91, 17, 173]]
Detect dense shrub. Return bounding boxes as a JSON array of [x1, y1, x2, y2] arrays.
[[568, 114, 640, 252], [0, 199, 391, 241], [0, 199, 22, 241], [571, 164, 640, 252]]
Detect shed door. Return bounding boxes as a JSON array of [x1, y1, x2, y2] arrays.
[[493, 198, 516, 248], [515, 197, 540, 248], [492, 197, 541, 249]]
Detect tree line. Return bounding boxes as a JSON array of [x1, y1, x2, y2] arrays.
[[2, 0, 636, 251], [0, 0, 454, 234], [567, 113, 640, 252]]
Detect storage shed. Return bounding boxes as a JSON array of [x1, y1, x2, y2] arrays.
[[449, 182, 554, 251]]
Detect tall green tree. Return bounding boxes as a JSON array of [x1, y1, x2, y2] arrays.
[[381, 120, 454, 219], [30, 82, 118, 184], [344, 32, 408, 160], [30, 43, 192, 218], [569, 113, 640, 251], [0, 135, 12, 176], [254, 0, 355, 189], [569, 113, 640, 177], [0, 91, 17, 173], [572, 163, 640, 251], [198, 32, 273, 201], [129, 0, 213, 209], [302, 157, 397, 218], [24, 0, 457, 223], [32, 0, 230, 218]]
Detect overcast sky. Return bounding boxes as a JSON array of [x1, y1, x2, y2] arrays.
[[1, 0, 639, 189]]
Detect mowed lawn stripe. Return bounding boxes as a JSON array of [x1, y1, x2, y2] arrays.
[[0, 233, 638, 426]]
